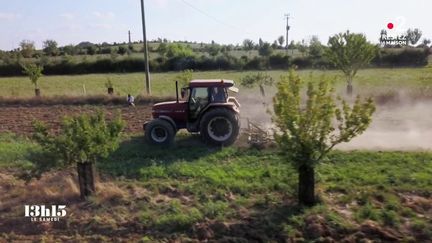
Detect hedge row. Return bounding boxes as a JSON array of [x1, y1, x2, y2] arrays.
[[372, 48, 430, 67], [0, 48, 429, 76]]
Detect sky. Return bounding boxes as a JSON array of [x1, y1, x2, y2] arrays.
[[0, 0, 430, 50]]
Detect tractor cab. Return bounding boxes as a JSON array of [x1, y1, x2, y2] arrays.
[[182, 80, 239, 122], [144, 79, 241, 146]]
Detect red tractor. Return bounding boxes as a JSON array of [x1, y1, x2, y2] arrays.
[[144, 79, 241, 146]]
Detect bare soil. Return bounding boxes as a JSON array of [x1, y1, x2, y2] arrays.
[[0, 105, 152, 136]]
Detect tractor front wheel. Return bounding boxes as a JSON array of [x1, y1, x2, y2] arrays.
[[145, 119, 175, 146], [200, 108, 240, 146]]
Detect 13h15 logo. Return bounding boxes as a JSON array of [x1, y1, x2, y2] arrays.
[[24, 205, 67, 222]]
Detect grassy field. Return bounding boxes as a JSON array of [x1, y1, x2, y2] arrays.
[[0, 133, 431, 241], [0, 67, 431, 98]]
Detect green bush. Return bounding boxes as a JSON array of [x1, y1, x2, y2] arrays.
[[373, 48, 429, 67], [269, 54, 290, 69]]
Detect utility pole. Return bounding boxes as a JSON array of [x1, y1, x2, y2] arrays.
[[128, 30, 132, 44], [140, 0, 151, 95], [284, 14, 290, 55]]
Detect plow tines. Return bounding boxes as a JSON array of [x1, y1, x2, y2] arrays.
[[245, 118, 272, 148]]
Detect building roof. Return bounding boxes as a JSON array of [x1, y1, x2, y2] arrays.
[[188, 79, 235, 88]]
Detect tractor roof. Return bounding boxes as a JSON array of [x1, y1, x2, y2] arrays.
[[189, 79, 234, 88]]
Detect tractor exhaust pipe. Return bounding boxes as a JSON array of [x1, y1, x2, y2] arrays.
[[175, 80, 179, 103]]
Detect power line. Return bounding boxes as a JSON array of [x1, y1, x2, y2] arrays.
[[179, 0, 238, 30], [178, 0, 279, 42]]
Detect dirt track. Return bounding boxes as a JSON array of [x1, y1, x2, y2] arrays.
[[0, 105, 153, 136]]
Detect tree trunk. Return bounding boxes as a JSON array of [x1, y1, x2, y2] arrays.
[[298, 164, 316, 206], [107, 87, 114, 95], [77, 162, 96, 200], [346, 83, 353, 96], [346, 77, 353, 96], [35, 88, 41, 97]]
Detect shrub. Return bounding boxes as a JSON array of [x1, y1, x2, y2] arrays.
[[292, 57, 312, 69], [269, 54, 290, 69], [244, 57, 265, 70]]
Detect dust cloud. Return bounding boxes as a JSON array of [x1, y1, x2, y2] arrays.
[[337, 101, 432, 151], [236, 89, 432, 151]]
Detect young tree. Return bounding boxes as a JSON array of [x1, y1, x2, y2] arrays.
[[325, 31, 377, 95], [43, 39, 59, 56], [165, 43, 194, 58], [288, 40, 296, 49], [278, 35, 285, 48], [259, 42, 274, 69], [308, 36, 324, 59], [118, 46, 127, 55], [258, 38, 264, 48], [297, 40, 308, 57], [258, 42, 273, 57], [176, 69, 193, 87], [271, 41, 279, 50], [207, 43, 221, 57], [86, 45, 97, 55], [242, 39, 255, 55], [273, 70, 375, 206], [241, 72, 274, 97], [62, 44, 77, 55], [157, 42, 168, 56], [32, 112, 125, 200], [22, 64, 43, 96], [20, 40, 35, 58]]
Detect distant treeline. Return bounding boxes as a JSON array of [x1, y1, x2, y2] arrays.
[[0, 48, 429, 76]]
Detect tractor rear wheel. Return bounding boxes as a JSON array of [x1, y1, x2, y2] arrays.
[[200, 108, 240, 146], [145, 119, 175, 146]]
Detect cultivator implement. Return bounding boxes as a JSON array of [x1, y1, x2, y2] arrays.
[[243, 118, 273, 148]]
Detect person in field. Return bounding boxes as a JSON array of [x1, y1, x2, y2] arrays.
[[127, 94, 135, 107]]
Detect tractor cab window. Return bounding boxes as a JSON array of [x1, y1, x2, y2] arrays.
[[189, 87, 209, 120], [210, 87, 227, 103]]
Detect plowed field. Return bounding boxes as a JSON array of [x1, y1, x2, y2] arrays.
[[0, 105, 152, 136]]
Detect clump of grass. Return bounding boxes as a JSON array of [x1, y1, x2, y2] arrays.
[[355, 203, 380, 222], [141, 199, 203, 232], [201, 200, 232, 220], [0, 133, 37, 169], [381, 209, 400, 226], [411, 218, 432, 239]]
